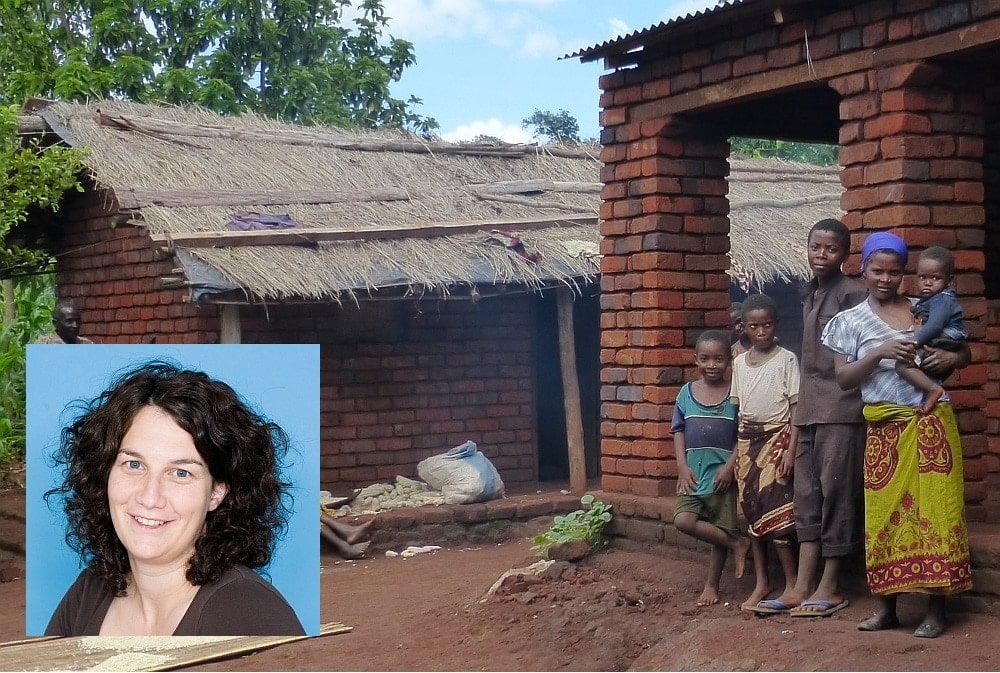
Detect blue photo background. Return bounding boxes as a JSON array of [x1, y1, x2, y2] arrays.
[[25, 344, 320, 635]]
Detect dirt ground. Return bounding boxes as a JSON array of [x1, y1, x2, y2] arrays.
[[3, 506, 1000, 671]]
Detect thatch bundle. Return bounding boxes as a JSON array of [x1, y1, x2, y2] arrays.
[[31, 101, 842, 301]]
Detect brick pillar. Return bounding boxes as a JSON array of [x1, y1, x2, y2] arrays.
[[983, 83, 1000, 522], [832, 61, 991, 518], [598, 115, 730, 498]]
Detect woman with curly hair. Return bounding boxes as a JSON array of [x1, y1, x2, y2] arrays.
[[44, 361, 305, 636]]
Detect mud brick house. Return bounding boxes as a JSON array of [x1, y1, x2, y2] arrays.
[[572, 0, 1000, 521], [19, 100, 840, 494]]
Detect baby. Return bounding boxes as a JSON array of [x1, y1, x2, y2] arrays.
[[896, 246, 966, 413]]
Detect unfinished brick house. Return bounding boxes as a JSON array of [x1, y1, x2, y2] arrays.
[[572, 0, 1000, 522], [20, 100, 842, 495]]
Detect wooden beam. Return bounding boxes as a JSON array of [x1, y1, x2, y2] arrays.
[[16, 116, 47, 135], [631, 16, 1000, 119], [220, 305, 242, 344], [149, 214, 598, 249], [557, 287, 587, 496], [116, 186, 410, 210]]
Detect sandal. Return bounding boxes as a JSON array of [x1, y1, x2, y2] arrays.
[[857, 614, 900, 632]]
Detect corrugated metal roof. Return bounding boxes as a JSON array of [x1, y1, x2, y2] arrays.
[[566, 0, 754, 62]]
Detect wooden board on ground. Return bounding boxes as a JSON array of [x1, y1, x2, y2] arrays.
[[0, 622, 351, 671]]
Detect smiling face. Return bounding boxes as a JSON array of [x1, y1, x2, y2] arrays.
[[694, 338, 730, 384], [107, 405, 227, 573], [807, 229, 849, 280], [915, 256, 951, 298], [863, 251, 905, 301]]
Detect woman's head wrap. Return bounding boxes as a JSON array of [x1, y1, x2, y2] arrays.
[[861, 231, 908, 275]]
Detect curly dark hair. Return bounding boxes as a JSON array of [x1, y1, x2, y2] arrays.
[[741, 293, 779, 321], [46, 361, 292, 595]]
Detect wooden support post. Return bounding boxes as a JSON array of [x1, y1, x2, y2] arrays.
[[557, 287, 587, 495], [220, 304, 242, 344], [2, 279, 13, 329]]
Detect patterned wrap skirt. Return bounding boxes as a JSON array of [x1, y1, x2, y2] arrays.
[[863, 402, 973, 595], [736, 420, 796, 539]]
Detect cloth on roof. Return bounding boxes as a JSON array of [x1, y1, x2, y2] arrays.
[[225, 212, 304, 232]]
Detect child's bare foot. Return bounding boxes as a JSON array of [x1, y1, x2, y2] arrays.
[[344, 518, 374, 544], [732, 536, 751, 579], [697, 587, 721, 607], [741, 584, 772, 611], [343, 540, 370, 560], [921, 386, 944, 414]]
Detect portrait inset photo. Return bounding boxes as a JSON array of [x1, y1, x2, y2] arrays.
[[26, 344, 320, 636]]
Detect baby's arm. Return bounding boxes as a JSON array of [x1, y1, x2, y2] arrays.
[[912, 294, 952, 348]]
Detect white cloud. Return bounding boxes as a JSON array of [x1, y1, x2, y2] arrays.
[[382, 0, 515, 41], [442, 118, 536, 143], [607, 17, 630, 39], [518, 30, 562, 59]]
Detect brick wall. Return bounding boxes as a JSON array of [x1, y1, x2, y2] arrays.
[[53, 188, 219, 343], [240, 298, 539, 491], [597, 119, 731, 498], [595, 0, 1000, 512]]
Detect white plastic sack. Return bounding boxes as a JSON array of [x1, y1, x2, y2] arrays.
[[417, 440, 505, 505]]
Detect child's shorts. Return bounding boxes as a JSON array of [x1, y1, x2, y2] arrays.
[[674, 491, 739, 536]]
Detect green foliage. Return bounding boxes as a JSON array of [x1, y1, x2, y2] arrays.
[[522, 108, 581, 145], [1, 105, 86, 278], [730, 137, 839, 166], [532, 494, 613, 558], [0, 275, 55, 471], [0, 103, 83, 474], [0, 0, 438, 133]]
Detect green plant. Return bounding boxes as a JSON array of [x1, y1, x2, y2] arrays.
[[531, 494, 613, 558], [0, 274, 55, 471]]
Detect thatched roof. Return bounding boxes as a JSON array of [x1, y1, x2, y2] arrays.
[[27, 100, 841, 302]]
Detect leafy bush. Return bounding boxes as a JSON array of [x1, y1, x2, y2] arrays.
[[532, 494, 613, 558]]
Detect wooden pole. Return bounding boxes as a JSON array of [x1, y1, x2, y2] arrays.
[[220, 305, 241, 344], [2, 279, 14, 329], [556, 287, 587, 495]]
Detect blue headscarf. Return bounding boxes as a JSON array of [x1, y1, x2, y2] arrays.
[[861, 231, 908, 275]]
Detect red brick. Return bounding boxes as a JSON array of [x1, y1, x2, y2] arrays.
[[840, 94, 881, 121], [864, 159, 930, 184], [629, 477, 672, 498], [864, 113, 933, 139], [880, 134, 956, 159], [954, 181, 985, 203], [860, 205, 931, 227], [878, 182, 953, 203], [929, 205, 985, 227], [733, 54, 766, 77], [839, 141, 880, 166], [601, 474, 629, 493]]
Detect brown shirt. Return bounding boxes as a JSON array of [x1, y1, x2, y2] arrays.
[[795, 273, 868, 425], [45, 565, 305, 636]]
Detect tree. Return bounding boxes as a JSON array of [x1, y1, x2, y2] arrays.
[[522, 109, 581, 144], [0, 0, 437, 134], [0, 105, 85, 471]]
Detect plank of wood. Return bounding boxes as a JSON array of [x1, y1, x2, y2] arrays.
[[631, 16, 1000, 119], [149, 215, 598, 249], [0, 622, 352, 672], [557, 287, 587, 496], [117, 186, 411, 210]]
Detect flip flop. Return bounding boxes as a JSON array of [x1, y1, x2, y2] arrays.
[[790, 598, 849, 617], [747, 599, 793, 615], [914, 622, 945, 638], [858, 615, 900, 632]]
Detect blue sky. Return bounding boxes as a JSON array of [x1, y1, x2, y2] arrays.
[[383, 0, 720, 142]]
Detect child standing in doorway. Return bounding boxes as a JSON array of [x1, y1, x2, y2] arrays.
[[895, 246, 966, 413], [730, 294, 800, 614], [785, 218, 867, 618], [672, 330, 751, 607]]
